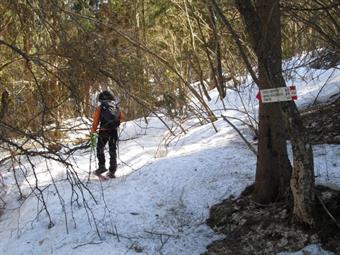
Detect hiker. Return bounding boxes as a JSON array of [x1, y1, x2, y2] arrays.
[[90, 90, 125, 178]]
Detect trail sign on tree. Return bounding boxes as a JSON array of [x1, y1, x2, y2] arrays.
[[256, 86, 297, 103]]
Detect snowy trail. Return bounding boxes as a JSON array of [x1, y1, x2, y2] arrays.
[[0, 116, 256, 255]]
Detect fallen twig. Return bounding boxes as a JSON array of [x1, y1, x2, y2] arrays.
[[316, 193, 340, 229], [221, 115, 257, 156], [72, 241, 103, 249]]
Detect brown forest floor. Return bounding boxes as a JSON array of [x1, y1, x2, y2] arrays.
[[204, 185, 340, 255]]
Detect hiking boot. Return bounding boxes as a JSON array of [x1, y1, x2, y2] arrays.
[[106, 171, 116, 179], [94, 166, 107, 176]]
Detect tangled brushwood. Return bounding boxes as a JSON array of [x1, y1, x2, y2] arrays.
[[205, 185, 340, 255]]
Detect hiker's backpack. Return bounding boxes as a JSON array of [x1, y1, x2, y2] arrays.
[[100, 101, 121, 129]]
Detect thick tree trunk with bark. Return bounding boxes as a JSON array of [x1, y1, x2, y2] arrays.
[[282, 103, 315, 225], [235, 0, 292, 203], [234, 0, 315, 224], [255, 101, 291, 203]]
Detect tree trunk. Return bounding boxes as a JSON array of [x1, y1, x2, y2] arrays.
[[207, 4, 226, 98], [282, 102, 315, 225], [235, 0, 292, 203], [0, 90, 9, 121], [234, 0, 315, 224], [0, 90, 10, 139], [254, 100, 292, 203]]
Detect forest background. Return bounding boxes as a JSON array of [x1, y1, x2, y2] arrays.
[[0, 0, 339, 241]]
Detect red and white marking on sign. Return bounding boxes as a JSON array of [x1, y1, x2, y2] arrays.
[[289, 86, 297, 100], [256, 86, 298, 103]]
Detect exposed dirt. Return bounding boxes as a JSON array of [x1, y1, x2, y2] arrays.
[[204, 185, 340, 255], [302, 98, 340, 144]]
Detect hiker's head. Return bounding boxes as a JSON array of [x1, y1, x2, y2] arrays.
[[98, 90, 114, 102]]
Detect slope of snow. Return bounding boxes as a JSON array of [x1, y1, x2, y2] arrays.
[[0, 116, 256, 255]]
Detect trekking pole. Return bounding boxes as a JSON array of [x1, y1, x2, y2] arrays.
[[88, 145, 93, 183], [117, 132, 120, 159], [88, 133, 98, 182]]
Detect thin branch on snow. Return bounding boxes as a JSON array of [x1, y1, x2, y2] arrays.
[[72, 241, 103, 249], [221, 115, 257, 156]]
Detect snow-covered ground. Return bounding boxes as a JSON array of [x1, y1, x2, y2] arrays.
[[0, 61, 339, 255]]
